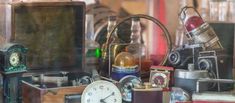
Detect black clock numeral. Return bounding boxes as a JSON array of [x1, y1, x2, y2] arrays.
[[99, 85, 104, 89], [87, 99, 90, 103], [88, 92, 92, 96]]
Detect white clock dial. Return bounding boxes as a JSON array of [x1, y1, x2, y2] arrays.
[[9, 52, 20, 67], [81, 80, 122, 103]]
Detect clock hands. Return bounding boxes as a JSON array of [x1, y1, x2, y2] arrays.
[[100, 92, 115, 103]]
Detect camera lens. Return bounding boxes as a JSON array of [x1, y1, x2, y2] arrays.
[[199, 62, 207, 70], [198, 59, 211, 70], [168, 51, 180, 65], [170, 54, 176, 61]]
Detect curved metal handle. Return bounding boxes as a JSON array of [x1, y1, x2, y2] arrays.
[[178, 6, 203, 23], [105, 14, 172, 66], [178, 6, 204, 39]]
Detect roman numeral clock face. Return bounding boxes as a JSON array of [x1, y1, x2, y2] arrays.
[[9, 52, 20, 67], [81, 80, 122, 103], [0, 43, 27, 74]]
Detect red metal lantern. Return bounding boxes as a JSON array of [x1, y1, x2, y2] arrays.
[[179, 6, 223, 50]]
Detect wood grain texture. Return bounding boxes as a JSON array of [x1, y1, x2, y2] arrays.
[[42, 86, 86, 103], [22, 81, 86, 103], [22, 82, 42, 103]]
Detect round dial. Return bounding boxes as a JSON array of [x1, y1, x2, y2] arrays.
[[9, 52, 20, 67], [81, 80, 122, 103], [119, 75, 142, 102], [151, 73, 167, 87]]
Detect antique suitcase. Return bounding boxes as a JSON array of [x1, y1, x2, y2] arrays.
[[192, 79, 235, 103], [0, 1, 87, 103]]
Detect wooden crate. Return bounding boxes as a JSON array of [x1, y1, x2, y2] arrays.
[[22, 81, 86, 103]]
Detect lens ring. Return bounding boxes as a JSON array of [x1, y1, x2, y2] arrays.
[[168, 51, 180, 65], [198, 59, 212, 70]]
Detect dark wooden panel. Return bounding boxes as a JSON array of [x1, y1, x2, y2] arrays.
[[22, 81, 42, 103]]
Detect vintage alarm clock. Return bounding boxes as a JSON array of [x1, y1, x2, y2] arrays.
[[119, 75, 142, 102], [0, 43, 27, 74], [170, 87, 190, 103], [149, 66, 173, 88], [81, 80, 122, 103]]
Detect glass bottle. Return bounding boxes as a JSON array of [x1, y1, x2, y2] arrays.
[[228, 0, 235, 22], [101, 16, 117, 62], [200, 0, 209, 21], [209, 0, 219, 21], [125, 17, 150, 73], [85, 14, 101, 73], [126, 17, 145, 59], [109, 16, 125, 63], [175, 0, 188, 47], [100, 16, 125, 77], [175, 21, 188, 47], [218, 0, 228, 21]]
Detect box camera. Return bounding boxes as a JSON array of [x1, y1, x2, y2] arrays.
[[167, 44, 203, 69], [197, 50, 233, 91]]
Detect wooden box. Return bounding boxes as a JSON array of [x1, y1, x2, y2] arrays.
[[22, 81, 86, 103], [0, 1, 87, 103], [0, 1, 86, 72]]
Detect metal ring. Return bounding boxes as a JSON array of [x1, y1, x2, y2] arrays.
[[105, 14, 172, 66]]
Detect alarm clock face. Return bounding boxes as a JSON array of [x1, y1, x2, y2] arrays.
[[81, 80, 122, 103], [9, 52, 20, 67], [151, 72, 168, 88]]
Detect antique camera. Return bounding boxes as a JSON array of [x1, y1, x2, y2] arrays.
[[119, 75, 142, 102], [197, 50, 233, 91], [168, 44, 203, 69]]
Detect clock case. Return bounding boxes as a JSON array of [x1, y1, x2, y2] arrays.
[[149, 66, 173, 88], [0, 43, 27, 74], [0, 1, 88, 103]]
